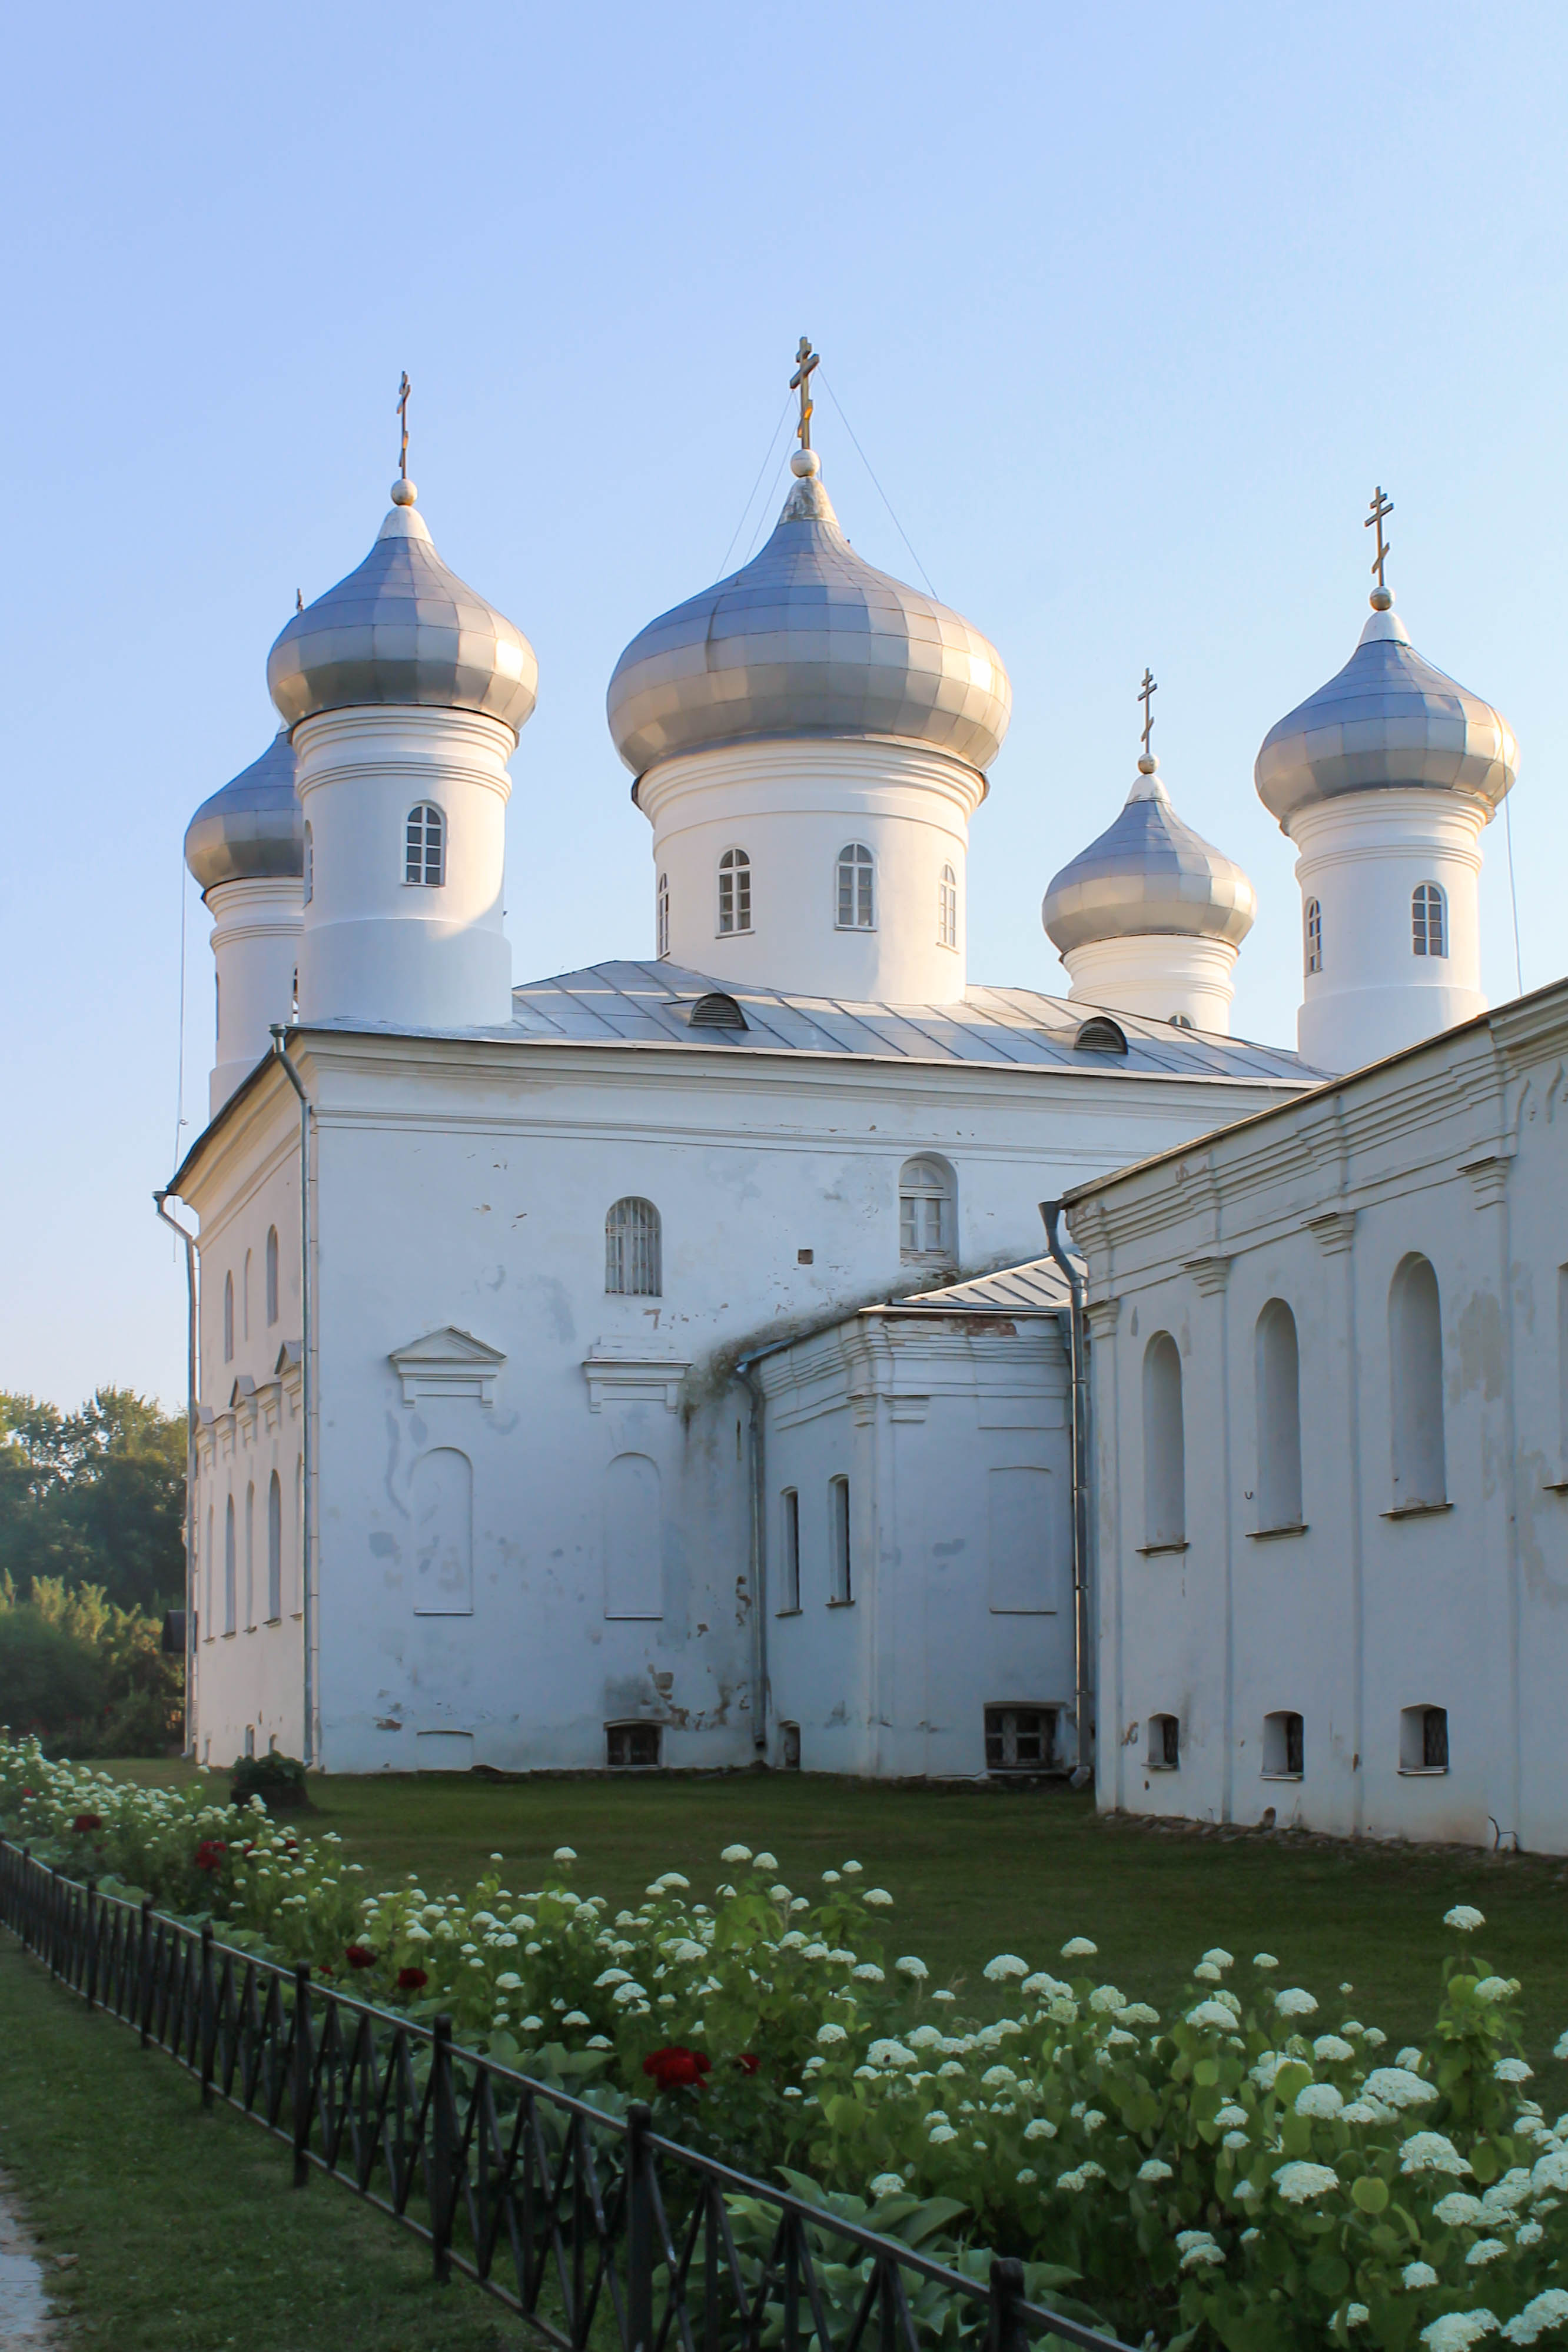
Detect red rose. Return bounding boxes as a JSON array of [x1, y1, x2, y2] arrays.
[[71, 1813, 102, 1833], [20, 1788, 35, 1798], [346, 1945, 375, 1971], [734, 2053, 760, 2076], [642, 2045, 712, 2092], [396, 1966, 428, 1993], [194, 1840, 227, 1872]]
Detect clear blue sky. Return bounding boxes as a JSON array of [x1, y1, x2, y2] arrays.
[[4, 1, 1563, 1410]]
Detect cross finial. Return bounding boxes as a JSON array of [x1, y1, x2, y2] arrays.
[[295, 587, 304, 614], [1364, 484, 1393, 588], [397, 371, 411, 481], [790, 336, 819, 451], [1138, 666, 1158, 755]]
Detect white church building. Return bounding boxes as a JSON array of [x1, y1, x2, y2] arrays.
[[165, 392, 1564, 1845]]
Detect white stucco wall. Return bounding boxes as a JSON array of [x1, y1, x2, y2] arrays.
[[205, 875, 303, 1117], [1068, 982, 1568, 1852]]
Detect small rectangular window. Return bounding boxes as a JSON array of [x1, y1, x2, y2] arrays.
[[984, 1705, 1058, 1772], [606, 1721, 662, 1769], [1263, 1710, 1304, 1779], [779, 1489, 800, 1612], [1400, 1704, 1449, 1773], [1147, 1712, 1180, 1770], [828, 1475, 852, 1604], [779, 1721, 802, 1769]]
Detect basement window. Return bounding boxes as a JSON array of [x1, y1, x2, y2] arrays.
[[779, 1721, 801, 1770], [985, 1705, 1058, 1773], [606, 1721, 661, 1770]]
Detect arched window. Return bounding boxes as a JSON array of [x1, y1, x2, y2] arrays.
[[836, 842, 875, 930], [899, 1156, 956, 1263], [244, 1480, 255, 1627], [1400, 1703, 1449, 1773], [828, 1475, 852, 1603], [656, 872, 670, 959], [303, 822, 313, 906], [267, 1471, 283, 1622], [1390, 1253, 1446, 1507], [222, 1271, 235, 1364], [1304, 896, 1323, 975], [606, 1197, 662, 1296], [1263, 1710, 1304, 1778], [717, 848, 751, 935], [405, 803, 445, 887], [204, 1505, 214, 1640], [1142, 1332, 1185, 1549], [1412, 882, 1446, 959], [265, 1227, 279, 1326], [938, 862, 958, 949], [243, 1249, 252, 1341], [224, 1496, 237, 1635], [1254, 1299, 1303, 1530]]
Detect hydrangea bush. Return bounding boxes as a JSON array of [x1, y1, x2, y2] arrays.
[[2, 1736, 1566, 2351]]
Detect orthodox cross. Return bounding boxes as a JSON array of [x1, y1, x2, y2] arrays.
[[1138, 666, 1158, 754], [790, 336, 819, 450], [1365, 484, 1393, 587], [397, 371, 412, 480], [295, 588, 304, 613]]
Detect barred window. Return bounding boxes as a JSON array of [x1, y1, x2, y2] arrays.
[[1400, 1704, 1449, 1773], [606, 1721, 662, 1768], [1304, 895, 1322, 975], [656, 872, 670, 959], [405, 803, 445, 887], [836, 842, 874, 929], [985, 1705, 1057, 1772], [1148, 1713, 1180, 1770], [605, 1197, 662, 1297], [717, 848, 751, 935], [938, 862, 958, 949], [1412, 881, 1446, 958]]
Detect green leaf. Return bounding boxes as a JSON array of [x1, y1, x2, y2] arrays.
[[1307, 2253, 1350, 2298], [1351, 2176, 1389, 2214]]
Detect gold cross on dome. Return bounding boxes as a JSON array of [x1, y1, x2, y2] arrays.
[[396, 371, 411, 480], [1138, 666, 1158, 754], [1365, 484, 1393, 586], [790, 336, 819, 450]]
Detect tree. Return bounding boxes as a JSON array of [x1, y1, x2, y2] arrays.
[[0, 1389, 187, 1612]]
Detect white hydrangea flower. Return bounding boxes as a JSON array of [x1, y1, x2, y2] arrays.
[[1494, 2059, 1533, 2084], [863, 1889, 893, 1907], [1443, 1906, 1486, 1934], [1341, 2102, 1386, 2125], [1083, 2110, 1106, 2134], [586, 2034, 613, 2050], [1295, 2084, 1344, 2120], [1344, 2307, 1370, 2328], [496, 1971, 523, 1992], [1137, 2157, 1171, 2181], [1016, 2167, 1037, 2186], [1088, 1984, 1125, 2013], [868, 2039, 917, 2070], [1187, 2000, 1238, 2031], [1057, 2162, 1105, 2191], [1194, 1962, 1222, 1983], [1223, 2131, 1250, 2151], [907, 2025, 944, 2050], [612, 1982, 647, 2005], [1273, 2161, 1339, 2204], [1274, 1988, 1318, 2018], [1024, 2118, 1058, 2142], [822, 1870, 842, 1885], [1397, 2047, 1424, 2068], [720, 1845, 752, 1864], [1514, 2220, 1544, 2248], [816, 2022, 848, 2045], [1361, 2027, 1387, 2049], [1314, 2035, 1356, 2063], [1061, 1938, 1098, 1960], [769, 1885, 791, 1902], [562, 2009, 590, 2027], [868, 2172, 905, 2197], [938, 2060, 965, 2079], [1253, 1952, 1280, 1969], [1178, 2234, 1224, 2270], [1554, 2032, 1568, 2064], [1473, 1977, 1513, 2004], [1022, 1971, 1071, 2000], [1216, 2105, 1248, 2130], [983, 1954, 1028, 1982], [1364, 2067, 1439, 2110], [1433, 2191, 1486, 2227], [1401, 2133, 1471, 2177], [1503, 2289, 1568, 2344], [1467, 2240, 1508, 2267], [895, 1956, 928, 1981], [926, 2122, 958, 2145], [1402, 2261, 1440, 2290], [1422, 2317, 1500, 2352], [1480, 2170, 1533, 2217], [1202, 1948, 1235, 1970], [981, 2064, 1018, 2089], [1117, 2001, 1161, 2028], [1530, 2150, 1568, 2195], [851, 1961, 885, 1984], [553, 1846, 576, 1862], [1249, 2051, 1283, 2091], [755, 1853, 778, 1871]]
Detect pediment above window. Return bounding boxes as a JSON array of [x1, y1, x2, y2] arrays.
[[388, 1327, 507, 1408]]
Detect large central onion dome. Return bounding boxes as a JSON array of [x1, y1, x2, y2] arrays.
[[1043, 756, 1257, 954], [607, 449, 1011, 780], [184, 726, 303, 894], [267, 482, 537, 736], [1255, 589, 1516, 827]]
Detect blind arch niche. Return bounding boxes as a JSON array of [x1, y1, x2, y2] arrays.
[[1142, 1332, 1185, 1549], [1254, 1298, 1303, 1530], [1390, 1253, 1446, 1509], [411, 1447, 474, 1614]]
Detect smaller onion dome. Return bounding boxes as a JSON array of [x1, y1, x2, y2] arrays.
[[1255, 587, 1516, 827], [184, 726, 303, 895], [267, 480, 537, 736], [607, 448, 1011, 780], [1042, 755, 1257, 955]]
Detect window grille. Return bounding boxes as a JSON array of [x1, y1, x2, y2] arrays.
[[405, 803, 445, 887], [265, 1227, 280, 1327], [717, 848, 751, 935], [938, 862, 957, 949], [605, 1197, 662, 1297], [899, 1156, 955, 1261], [779, 1489, 800, 1612], [1304, 896, 1323, 975], [1263, 1710, 1304, 1778], [1148, 1713, 1180, 1769], [828, 1476, 852, 1603], [656, 872, 669, 959], [984, 1705, 1058, 1772], [606, 1722, 661, 1768], [836, 843, 874, 929], [1411, 882, 1446, 958], [1400, 1704, 1449, 1773]]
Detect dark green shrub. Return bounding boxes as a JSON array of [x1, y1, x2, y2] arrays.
[[0, 1607, 106, 1736], [230, 1750, 309, 1810]]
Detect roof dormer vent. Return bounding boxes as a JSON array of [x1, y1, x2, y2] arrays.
[[687, 992, 749, 1030], [1074, 1015, 1128, 1055]]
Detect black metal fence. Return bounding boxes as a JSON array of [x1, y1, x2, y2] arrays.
[[0, 1839, 1135, 2352]]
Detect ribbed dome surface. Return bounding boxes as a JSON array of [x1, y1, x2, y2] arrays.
[[607, 458, 1011, 780], [184, 727, 303, 893], [1255, 601, 1516, 826], [267, 494, 537, 736], [1042, 763, 1257, 954]]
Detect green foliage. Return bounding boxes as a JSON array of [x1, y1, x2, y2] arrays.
[[231, 1750, 308, 1809], [0, 1574, 181, 1752], [0, 1388, 187, 1612], [0, 1607, 107, 1731]]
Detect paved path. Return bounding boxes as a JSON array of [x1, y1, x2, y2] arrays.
[[0, 2179, 59, 2347]]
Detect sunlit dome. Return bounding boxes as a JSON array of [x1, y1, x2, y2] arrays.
[[184, 726, 303, 895], [267, 481, 537, 736], [1042, 756, 1257, 954], [607, 448, 1011, 781]]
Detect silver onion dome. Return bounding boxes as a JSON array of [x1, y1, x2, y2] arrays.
[[1042, 758, 1257, 954], [607, 449, 1011, 780], [1255, 591, 1516, 828], [267, 482, 537, 736], [184, 726, 303, 895]]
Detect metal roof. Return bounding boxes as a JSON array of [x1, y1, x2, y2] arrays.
[[510, 960, 1317, 1083], [184, 726, 303, 893], [896, 1256, 1074, 1311], [1042, 760, 1256, 953]]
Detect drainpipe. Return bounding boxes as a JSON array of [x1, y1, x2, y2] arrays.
[[1041, 1201, 1092, 1788], [153, 1190, 200, 1757], [733, 1357, 769, 1760], [270, 1028, 316, 1769]]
